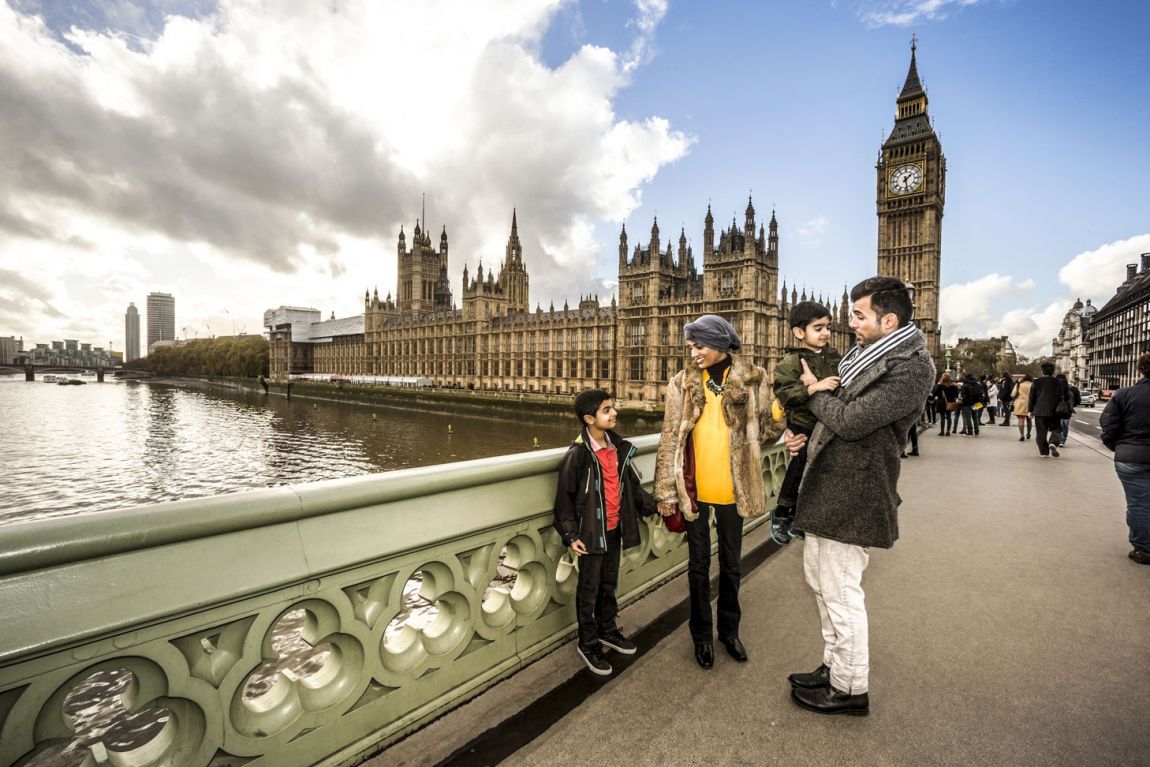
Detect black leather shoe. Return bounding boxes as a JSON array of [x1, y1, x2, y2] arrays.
[[788, 663, 830, 689], [791, 684, 869, 716], [694, 642, 714, 669], [720, 636, 748, 662]]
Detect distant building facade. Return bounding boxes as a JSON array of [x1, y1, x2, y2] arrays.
[[147, 292, 176, 352], [0, 336, 22, 365], [1088, 253, 1150, 390], [1051, 298, 1096, 389], [24, 339, 117, 368], [125, 303, 141, 362], [267, 206, 855, 403]]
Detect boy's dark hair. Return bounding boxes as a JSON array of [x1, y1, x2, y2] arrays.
[[788, 300, 832, 331], [574, 388, 613, 426], [1040, 362, 1055, 375], [850, 276, 914, 327], [1138, 352, 1150, 379]]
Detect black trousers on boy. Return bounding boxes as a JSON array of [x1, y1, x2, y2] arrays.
[[686, 502, 743, 643], [777, 424, 813, 511], [575, 526, 622, 651]]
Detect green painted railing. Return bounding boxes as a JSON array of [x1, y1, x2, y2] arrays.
[[0, 436, 789, 767]]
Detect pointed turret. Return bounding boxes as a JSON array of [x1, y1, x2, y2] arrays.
[[619, 223, 629, 269], [899, 36, 925, 101], [703, 204, 715, 258]]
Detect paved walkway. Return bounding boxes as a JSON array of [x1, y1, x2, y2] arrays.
[[384, 422, 1150, 766]]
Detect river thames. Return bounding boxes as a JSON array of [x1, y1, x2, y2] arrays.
[[0, 375, 659, 525]]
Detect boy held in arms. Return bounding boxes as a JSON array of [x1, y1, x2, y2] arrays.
[[770, 301, 842, 544], [553, 389, 657, 676]]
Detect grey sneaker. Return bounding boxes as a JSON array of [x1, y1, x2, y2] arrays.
[[770, 506, 795, 545], [600, 630, 637, 655], [1050, 444, 1060, 457], [578, 646, 613, 676]]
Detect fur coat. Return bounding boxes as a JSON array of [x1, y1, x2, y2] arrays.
[[794, 331, 935, 549], [654, 354, 782, 521]]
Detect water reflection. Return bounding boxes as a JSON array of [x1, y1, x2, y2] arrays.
[[0, 378, 660, 524]]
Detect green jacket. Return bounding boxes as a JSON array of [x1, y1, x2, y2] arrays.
[[773, 346, 843, 432]]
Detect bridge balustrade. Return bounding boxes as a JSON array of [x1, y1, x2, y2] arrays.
[[0, 435, 788, 766]]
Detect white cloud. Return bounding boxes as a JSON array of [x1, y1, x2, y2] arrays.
[[858, 0, 988, 27], [0, 0, 692, 348], [939, 273, 1030, 331], [1059, 233, 1150, 302], [796, 216, 829, 244]]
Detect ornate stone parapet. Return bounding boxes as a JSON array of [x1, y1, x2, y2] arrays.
[[0, 436, 789, 766]]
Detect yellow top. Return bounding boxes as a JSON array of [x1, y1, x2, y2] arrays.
[[693, 370, 735, 504]]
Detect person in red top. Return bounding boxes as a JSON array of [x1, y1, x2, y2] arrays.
[[553, 389, 656, 675]]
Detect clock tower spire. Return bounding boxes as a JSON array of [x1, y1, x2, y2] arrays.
[[877, 37, 945, 360]]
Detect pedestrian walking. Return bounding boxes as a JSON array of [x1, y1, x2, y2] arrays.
[[999, 372, 1015, 427], [959, 373, 984, 436], [933, 372, 959, 436], [1013, 375, 1033, 441], [1057, 373, 1080, 446], [1028, 362, 1071, 457], [986, 378, 1000, 425], [1100, 351, 1150, 566]]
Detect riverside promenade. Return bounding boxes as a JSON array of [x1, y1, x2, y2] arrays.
[[379, 422, 1150, 767]]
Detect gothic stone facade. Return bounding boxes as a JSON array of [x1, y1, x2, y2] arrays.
[[268, 203, 854, 405]]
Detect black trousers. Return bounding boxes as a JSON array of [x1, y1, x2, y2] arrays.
[[1035, 416, 1061, 455], [777, 424, 813, 509], [1000, 398, 1012, 425], [686, 502, 743, 643], [575, 526, 622, 651]]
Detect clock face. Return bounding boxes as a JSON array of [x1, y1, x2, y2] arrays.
[[889, 163, 923, 195]]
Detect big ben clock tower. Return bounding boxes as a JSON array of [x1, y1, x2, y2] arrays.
[[877, 38, 945, 359]]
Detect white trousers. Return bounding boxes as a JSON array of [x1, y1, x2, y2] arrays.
[[802, 534, 870, 694]]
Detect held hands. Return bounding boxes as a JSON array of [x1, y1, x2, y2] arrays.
[[783, 429, 808, 457], [800, 359, 838, 395], [657, 502, 679, 518]]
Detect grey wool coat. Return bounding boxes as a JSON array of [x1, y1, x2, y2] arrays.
[[654, 354, 783, 522], [794, 330, 936, 549]]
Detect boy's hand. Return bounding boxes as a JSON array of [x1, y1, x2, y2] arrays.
[[799, 359, 818, 386], [570, 540, 588, 557], [808, 375, 840, 395], [783, 429, 807, 457], [657, 502, 678, 517]]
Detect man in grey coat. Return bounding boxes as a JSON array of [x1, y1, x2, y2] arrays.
[[785, 276, 935, 716]]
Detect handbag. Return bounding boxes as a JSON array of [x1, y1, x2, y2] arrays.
[[946, 401, 959, 412], [663, 507, 687, 534], [1055, 400, 1072, 418]]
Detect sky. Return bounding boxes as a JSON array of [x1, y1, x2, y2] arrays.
[[1, 0, 1148, 358]]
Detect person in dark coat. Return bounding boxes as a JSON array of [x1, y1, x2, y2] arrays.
[[784, 277, 935, 717], [959, 373, 985, 436], [1028, 362, 1071, 457], [553, 389, 656, 675], [1100, 352, 1150, 565], [998, 373, 1015, 426]]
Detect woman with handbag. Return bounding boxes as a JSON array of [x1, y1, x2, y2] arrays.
[[932, 372, 960, 436]]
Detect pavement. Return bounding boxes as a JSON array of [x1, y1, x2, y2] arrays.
[[376, 421, 1150, 767]]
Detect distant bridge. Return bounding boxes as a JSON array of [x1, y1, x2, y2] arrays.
[[0, 364, 126, 381]]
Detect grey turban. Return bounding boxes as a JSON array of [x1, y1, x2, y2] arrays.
[[683, 314, 741, 352]]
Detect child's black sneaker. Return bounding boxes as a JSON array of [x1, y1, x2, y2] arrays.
[[578, 645, 613, 675], [770, 506, 795, 545], [600, 629, 637, 655]]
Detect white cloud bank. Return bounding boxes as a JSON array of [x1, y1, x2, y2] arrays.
[[940, 233, 1150, 359], [0, 0, 692, 348], [857, 0, 989, 27]]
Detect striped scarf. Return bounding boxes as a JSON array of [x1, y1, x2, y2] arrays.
[[837, 322, 920, 389]]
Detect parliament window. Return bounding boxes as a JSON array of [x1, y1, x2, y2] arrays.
[[629, 321, 645, 347], [601, 360, 610, 379], [630, 357, 642, 381], [585, 360, 594, 378]]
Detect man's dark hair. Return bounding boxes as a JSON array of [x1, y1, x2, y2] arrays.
[[849, 276, 914, 327], [1040, 362, 1055, 376], [574, 388, 612, 426], [788, 301, 831, 331], [1138, 352, 1150, 379]]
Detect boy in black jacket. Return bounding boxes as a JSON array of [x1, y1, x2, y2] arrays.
[[553, 389, 657, 676]]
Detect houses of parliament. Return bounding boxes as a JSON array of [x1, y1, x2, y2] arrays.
[[267, 46, 945, 403]]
